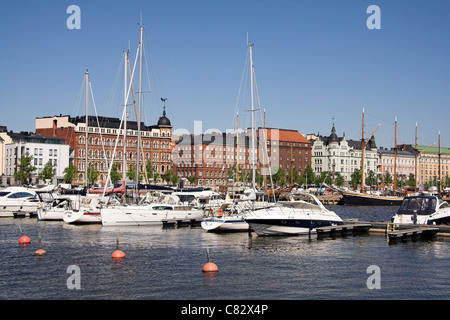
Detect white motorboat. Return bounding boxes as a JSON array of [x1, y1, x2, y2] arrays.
[[391, 195, 450, 225], [244, 193, 343, 236], [0, 187, 40, 217]]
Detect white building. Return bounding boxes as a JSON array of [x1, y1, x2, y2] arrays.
[[310, 123, 378, 184], [4, 132, 69, 185]]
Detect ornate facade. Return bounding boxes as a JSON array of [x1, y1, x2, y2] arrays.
[[35, 109, 172, 185], [311, 123, 378, 183]]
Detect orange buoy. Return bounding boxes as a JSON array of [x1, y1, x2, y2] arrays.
[[112, 238, 125, 259], [34, 238, 46, 256], [202, 262, 218, 272], [202, 249, 218, 272], [34, 248, 47, 256], [19, 235, 31, 246]]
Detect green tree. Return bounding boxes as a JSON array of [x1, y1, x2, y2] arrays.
[[87, 164, 99, 186], [272, 166, 286, 186], [301, 165, 315, 186], [14, 152, 36, 185], [145, 160, 158, 182], [382, 170, 393, 185], [127, 163, 142, 182], [63, 162, 77, 183], [39, 161, 55, 182], [365, 170, 377, 187], [161, 169, 177, 184], [187, 175, 198, 185], [109, 163, 122, 184], [350, 169, 361, 189], [335, 173, 344, 187], [286, 167, 301, 185]]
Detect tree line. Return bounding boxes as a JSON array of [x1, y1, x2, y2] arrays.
[[8, 153, 450, 189]]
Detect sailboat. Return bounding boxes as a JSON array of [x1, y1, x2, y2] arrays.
[[62, 70, 106, 224], [201, 39, 273, 232], [100, 24, 204, 227], [339, 112, 404, 206]]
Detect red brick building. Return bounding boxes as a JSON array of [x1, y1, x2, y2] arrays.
[[35, 110, 172, 185], [172, 128, 311, 187]]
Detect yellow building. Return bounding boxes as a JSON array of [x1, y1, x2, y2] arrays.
[[417, 145, 450, 188]]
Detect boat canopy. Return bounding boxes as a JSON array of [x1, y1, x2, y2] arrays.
[[397, 196, 438, 216]]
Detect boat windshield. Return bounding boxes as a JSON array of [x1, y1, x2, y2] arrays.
[[397, 197, 436, 215], [0, 191, 11, 197]]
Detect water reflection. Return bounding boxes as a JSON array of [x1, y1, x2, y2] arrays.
[[1, 206, 450, 300]]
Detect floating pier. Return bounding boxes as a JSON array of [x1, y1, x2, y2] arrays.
[[387, 227, 440, 242], [316, 223, 372, 237], [315, 220, 450, 242], [342, 220, 450, 241], [162, 219, 199, 227]]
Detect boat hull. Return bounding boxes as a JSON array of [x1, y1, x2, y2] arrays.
[[63, 210, 102, 224], [101, 206, 204, 227], [37, 208, 65, 221], [245, 217, 343, 236], [340, 192, 403, 206], [0, 203, 38, 217], [201, 216, 250, 232]]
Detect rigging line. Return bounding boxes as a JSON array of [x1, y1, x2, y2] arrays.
[[232, 51, 250, 132], [252, 65, 275, 196], [66, 77, 85, 143], [103, 44, 140, 196], [88, 80, 110, 170], [105, 55, 125, 119]]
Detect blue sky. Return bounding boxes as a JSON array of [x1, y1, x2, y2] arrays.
[[1, 0, 449, 149]]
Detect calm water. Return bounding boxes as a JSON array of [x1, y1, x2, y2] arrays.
[[1, 205, 449, 301]]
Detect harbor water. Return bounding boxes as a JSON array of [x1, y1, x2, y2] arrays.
[[1, 205, 449, 301]]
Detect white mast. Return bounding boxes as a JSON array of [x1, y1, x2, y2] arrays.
[[123, 50, 128, 184], [248, 41, 256, 189], [85, 69, 89, 187], [136, 24, 144, 198]]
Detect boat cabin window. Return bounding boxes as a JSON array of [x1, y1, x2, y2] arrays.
[[0, 192, 10, 197], [151, 206, 173, 210], [7, 192, 35, 199], [397, 197, 436, 215]]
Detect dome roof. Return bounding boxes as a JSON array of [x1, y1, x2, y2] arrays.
[[157, 106, 171, 127], [327, 122, 339, 144]]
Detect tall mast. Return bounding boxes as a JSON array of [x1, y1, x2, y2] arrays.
[[85, 69, 89, 187], [263, 108, 267, 191], [360, 108, 365, 193], [136, 24, 144, 198], [438, 130, 441, 196], [249, 41, 256, 189], [236, 112, 239, 183], [393, 116, 398, 195], [123, 50, 128, 184], [414, 122, 418, 192]]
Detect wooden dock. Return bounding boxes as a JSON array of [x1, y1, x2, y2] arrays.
[[387, 227, 440, 241], [339, 219, 450, 242], [316, 223, 372, 237]]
